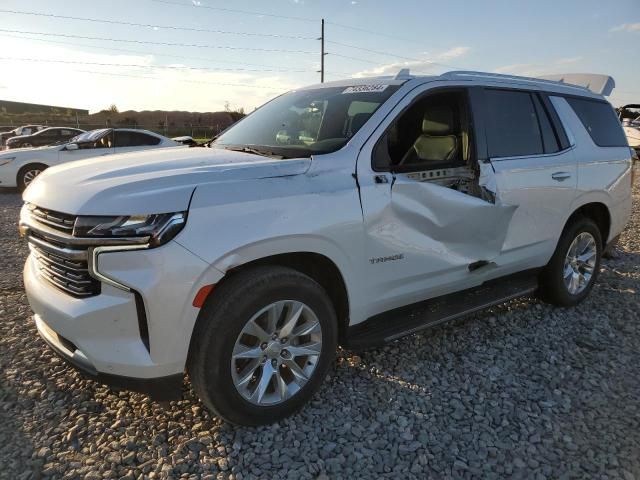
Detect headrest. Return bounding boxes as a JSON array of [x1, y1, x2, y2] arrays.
[[422, 106, 454, 135]]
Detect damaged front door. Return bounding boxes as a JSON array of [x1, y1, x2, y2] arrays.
[[356, 86, 517, 320]]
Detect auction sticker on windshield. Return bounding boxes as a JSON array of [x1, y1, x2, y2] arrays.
[[342, 85, 388, 94]]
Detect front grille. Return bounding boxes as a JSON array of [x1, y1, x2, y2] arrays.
[[29, 205, 76, 234], [28, 234, 101, 298], [29, 240, 100, 297]]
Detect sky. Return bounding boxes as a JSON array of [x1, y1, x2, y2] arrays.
[[0, 0, 638, 113]]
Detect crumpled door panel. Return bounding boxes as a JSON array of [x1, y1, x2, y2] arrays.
[[386, 177, 516, 262]]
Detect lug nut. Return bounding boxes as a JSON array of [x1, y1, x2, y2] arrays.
[[280, 337, 287, 344], [271, 359, 277, 367], [281, 349, 290, 359], [260, 342, 267, 350]]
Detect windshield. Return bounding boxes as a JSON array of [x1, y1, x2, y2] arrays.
[[214, 84, 400, 158]]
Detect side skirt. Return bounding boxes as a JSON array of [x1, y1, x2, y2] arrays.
[[344, 269, 539, 349]]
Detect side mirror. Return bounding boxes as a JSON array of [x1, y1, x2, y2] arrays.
[[65, 143, 79, 151]]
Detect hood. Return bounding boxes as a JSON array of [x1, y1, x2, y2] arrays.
[[0, 144, 60, 155], [23, 146, 312, 215]]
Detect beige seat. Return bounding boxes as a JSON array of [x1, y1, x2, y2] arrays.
[[400, 105, 458, 166]]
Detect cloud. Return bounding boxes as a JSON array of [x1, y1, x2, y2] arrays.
[[610, 22, 640, 33], [352, 46, 470, 78], [0, 36, 298, 113], [554, 56, 583, 65], [436, 46, 470, 61], [493, 56, 584, 77]]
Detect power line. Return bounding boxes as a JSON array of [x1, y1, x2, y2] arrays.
[[0, 29, 316, 54], [326, 52, 381, 65], [0, 8, 316, 40], [0, 57, 308, 75], [326, 40, 422, 63], [151, 0, 317, 22], [325, 20, 418, 44], [0, 34, 315, 73], [70, 68, 286, 92], [0, 59, 288, 91]]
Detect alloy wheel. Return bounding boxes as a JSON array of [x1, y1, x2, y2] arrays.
[[563, 232, 597, 295], [231, 300, 323, 406], [23, 169, 42, 186]]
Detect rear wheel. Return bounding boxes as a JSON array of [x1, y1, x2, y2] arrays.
[[17, 163, 47, 191], [188, 266, 337, 426], [538, 216, 602, 306]]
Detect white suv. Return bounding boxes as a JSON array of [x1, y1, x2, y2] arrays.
[[20, 71, 634, 425]]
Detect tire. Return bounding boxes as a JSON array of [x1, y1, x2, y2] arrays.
[[17, 163, 47, 191], [188, 266, 338, 426], [538, 216, 602, 306]]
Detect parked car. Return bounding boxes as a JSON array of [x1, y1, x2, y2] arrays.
[[618, 104, 640, 153], [0, 128, 181, 190], [0, 125, 46, 149], [5, 127, 85, 149], [19, 70, 634, 425], [172, 135, 199, 146]]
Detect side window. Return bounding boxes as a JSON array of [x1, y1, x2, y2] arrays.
[[531, 95, 560, 153], [87, 131, 113, 149], [484, 89, 543, 158], [114, 131, 161, 147], [565, 97, 627, 147], [374, 90, 471, 171], [61, 129, 78, 136], [39, 130, 58, 139]]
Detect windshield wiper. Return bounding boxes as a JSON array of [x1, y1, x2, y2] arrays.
[[222, 146, 285, 159]]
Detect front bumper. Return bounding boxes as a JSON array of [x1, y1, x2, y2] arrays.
[[35, 313, 183, 400], [23, 236, 224, 398]]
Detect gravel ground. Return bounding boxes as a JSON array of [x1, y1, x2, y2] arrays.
[[1, 181, 639, 480]]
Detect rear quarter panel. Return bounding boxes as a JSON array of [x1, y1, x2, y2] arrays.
[[551, 96, 633, 242]]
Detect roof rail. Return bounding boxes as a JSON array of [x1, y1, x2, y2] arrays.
[[439, 70, 592, 93]]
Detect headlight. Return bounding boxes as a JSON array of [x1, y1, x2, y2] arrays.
[[73, 212, 186, 247], [0, 156, 15, 166]]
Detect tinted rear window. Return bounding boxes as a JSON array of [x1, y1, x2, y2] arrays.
[[484, 89, 543, 158], [566, 97, 627, 147]]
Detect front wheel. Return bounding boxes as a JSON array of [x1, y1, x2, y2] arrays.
[[538, 216, 602, 306], [17, 163, 47, 191], [188, 266, 338, 426]]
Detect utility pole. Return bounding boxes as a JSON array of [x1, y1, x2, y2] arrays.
[[319, 18, 325, 83]]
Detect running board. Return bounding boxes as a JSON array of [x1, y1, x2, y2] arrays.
[[344, 270, 539, 349]]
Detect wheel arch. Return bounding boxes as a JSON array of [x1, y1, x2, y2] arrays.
[[565, 201, 611, 244], [211, 252, 351, 343], [17, 162, 49, 189]]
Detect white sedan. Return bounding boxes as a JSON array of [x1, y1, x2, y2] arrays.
[[0, 128, 182, 190]]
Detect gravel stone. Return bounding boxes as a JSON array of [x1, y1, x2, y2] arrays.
[[2, 179, 640, 478]]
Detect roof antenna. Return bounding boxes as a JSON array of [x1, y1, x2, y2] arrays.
[[395, 68, 411, 79]]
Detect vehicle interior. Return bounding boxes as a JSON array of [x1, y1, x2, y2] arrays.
[[74, 129, 114, 149], [379, 91, 470, 170], [372, 90, 487, 199]]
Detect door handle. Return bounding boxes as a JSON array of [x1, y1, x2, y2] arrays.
[[551, 172, 571, 182]]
